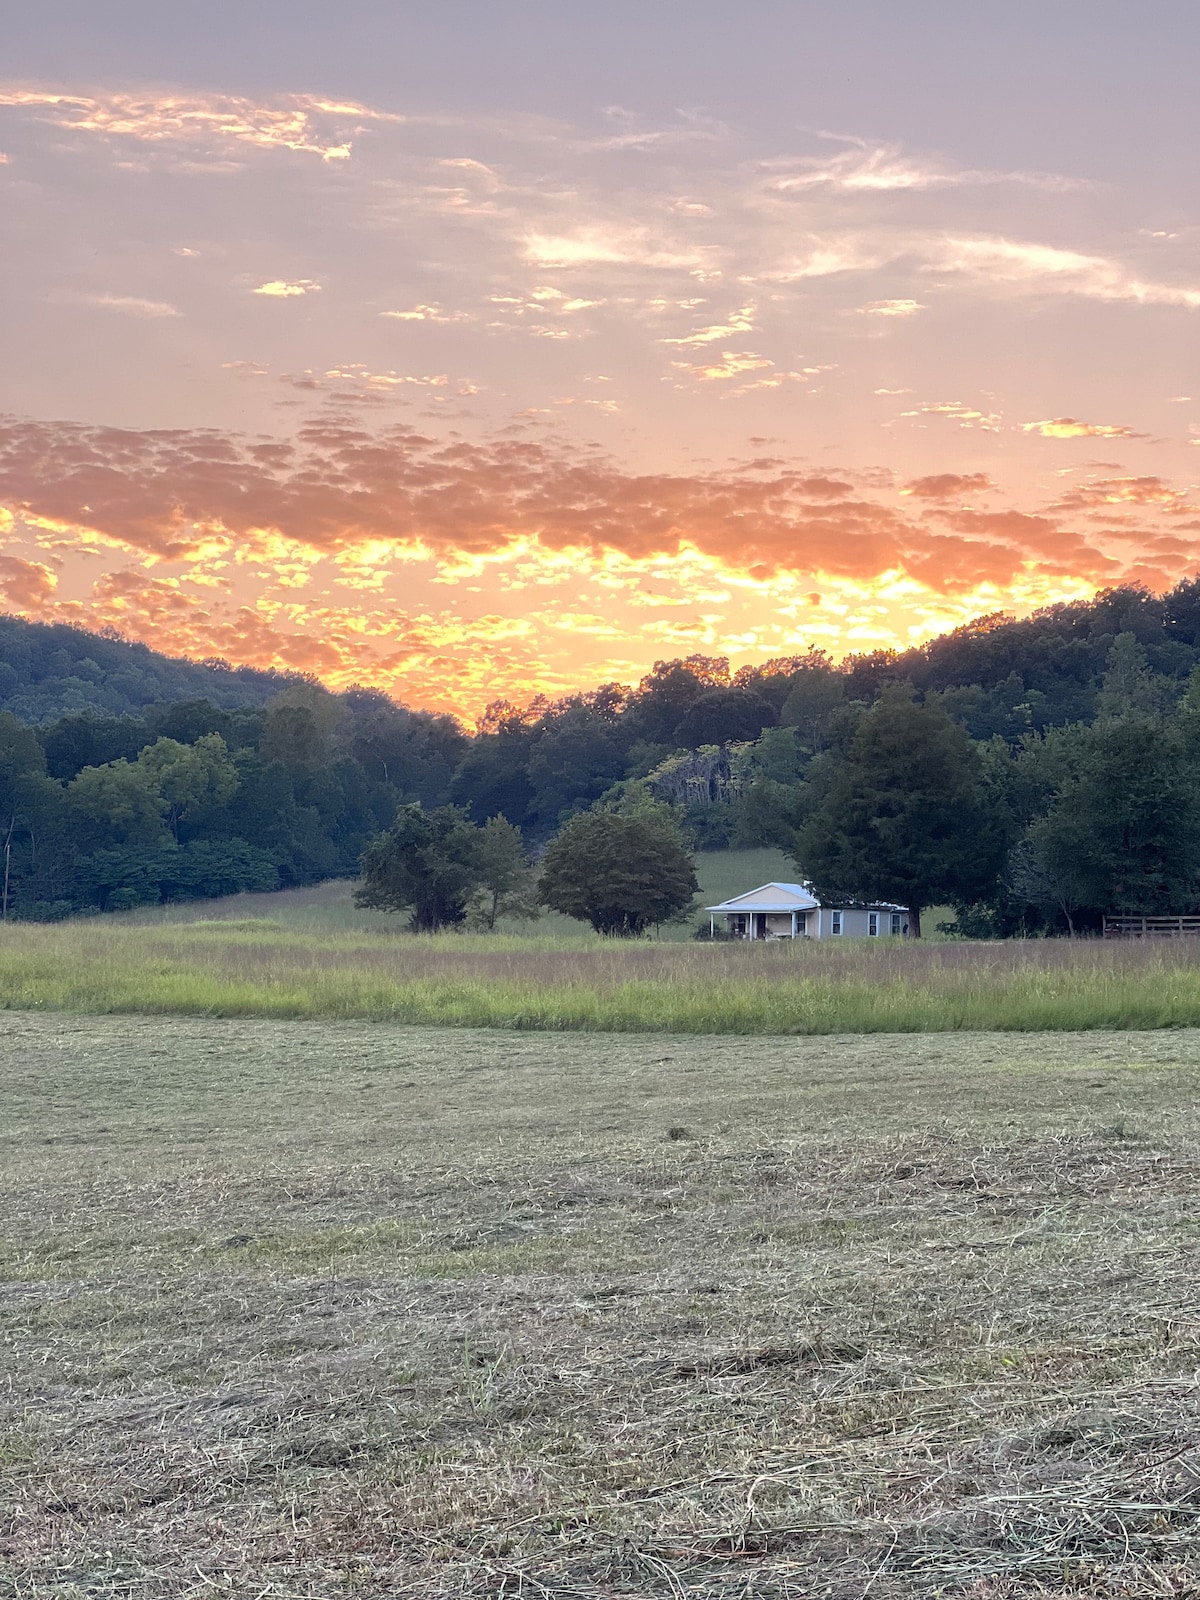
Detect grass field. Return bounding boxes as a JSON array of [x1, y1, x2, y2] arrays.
[[5, 1016, 1200, 1595], [7, 910, 1200, 1033], [117, 849, 809, 942]]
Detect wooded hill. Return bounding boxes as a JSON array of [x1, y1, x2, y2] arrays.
[[0, 615, 306, 722], [4, 581, 1200, 929]]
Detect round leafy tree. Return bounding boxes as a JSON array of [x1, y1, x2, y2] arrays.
[[355, 803, 482, 931], [539, 810, 698, 936]]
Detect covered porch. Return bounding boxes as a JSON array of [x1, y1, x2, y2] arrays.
[[706, 882, 819, 940]]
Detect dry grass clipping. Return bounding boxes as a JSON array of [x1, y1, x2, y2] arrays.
[[3, 1017, 1200, 1596]]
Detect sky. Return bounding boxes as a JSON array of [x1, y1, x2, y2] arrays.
[[1, 1, 1199, 720]]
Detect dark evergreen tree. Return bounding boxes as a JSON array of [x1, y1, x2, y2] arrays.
[[1030, 717, 1200, 919], [797, 689, 1005, 936]]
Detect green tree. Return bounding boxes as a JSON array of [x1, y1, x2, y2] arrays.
[[67, 758, 167, 848], [467, 815, 539, 930], [355, 803, 482, 931], [630, 655, 730, 745], [137, 734, 239, 839], [0, 713, 54, 919], [539, 810, 698, 936], [1095, 632, 1174, 721], [779, 666, 844, 747], [1029, 717, 1200, 919], [526, 698, 627, 828], [796, 688, 1004, 937], [673, 687, 776, 748]]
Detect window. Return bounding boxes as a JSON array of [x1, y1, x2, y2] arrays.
[[831, 910, 843, 934], [890, 912, 902, 936], [868, 911, 879, 937]]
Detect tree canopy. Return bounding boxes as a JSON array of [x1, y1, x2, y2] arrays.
[[538, 809, 698, 936], [797, 690, 1006, 936], [11, 585, 1200, 929], [355, 804, 483, 931]]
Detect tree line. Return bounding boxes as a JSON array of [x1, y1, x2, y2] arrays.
[[5, 582, 1200, 929]]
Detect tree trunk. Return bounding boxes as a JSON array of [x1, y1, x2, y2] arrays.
[[906, 904, 922, 939], [2, 815, 13, 923]]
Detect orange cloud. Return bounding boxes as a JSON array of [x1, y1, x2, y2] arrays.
[[0, 555, 56, 610], [0, 414, 1193, 714], [902, 473, 994, 499], [0, 414, 1140, 594], [1023, 417, 1143, 439], [902, 401, 1004, 431], [1052, 476, 1191, 512]]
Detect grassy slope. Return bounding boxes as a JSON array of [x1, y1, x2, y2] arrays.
[[4, 1015, 1200, 1596], [118, 847, 805, 940]]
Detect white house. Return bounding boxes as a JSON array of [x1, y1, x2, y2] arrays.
[[706, 882, 909, 940]]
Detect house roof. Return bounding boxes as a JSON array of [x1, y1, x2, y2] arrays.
[[707, 882, 912, 914], [706, 882, 819, 913]]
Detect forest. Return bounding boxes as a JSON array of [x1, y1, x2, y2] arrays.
[[5, 580, 1200, 931]]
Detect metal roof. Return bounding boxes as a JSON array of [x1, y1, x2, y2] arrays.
[[706, 882, 819, 913], [707, 882, 910, 914]]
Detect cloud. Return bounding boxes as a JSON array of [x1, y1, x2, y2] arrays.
[[661, 304, 757, 345], [932, 236, 1200, 309], [523, 228, 705, 270], [5, 410, 1195, 715], [0, 87, 374, 161], [80, 293, 181, 318], [670, 351, 775, 384], [902, 473, 995, 499], [858, 299, 924, 317], [1052, 476, 1191, 511], [759, 140, 1080, 196], [253, 279, 320, 297], [900, 401, 1004, 432], [1022, 417, 1144, 439], [380, 303, 468, 322], [0, 412, 1138, 601], [0, 554, 55, 610]]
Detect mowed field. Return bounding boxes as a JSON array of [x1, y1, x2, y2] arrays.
[[5, 1016, 1200, 1597]]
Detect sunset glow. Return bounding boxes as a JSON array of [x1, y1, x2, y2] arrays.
[[3, 4, 1198, 718]]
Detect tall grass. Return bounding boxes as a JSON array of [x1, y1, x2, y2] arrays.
[[4, 918, 1200, 1032]]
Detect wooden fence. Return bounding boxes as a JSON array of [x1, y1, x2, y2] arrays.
[[1103, 915, 1200, 938]]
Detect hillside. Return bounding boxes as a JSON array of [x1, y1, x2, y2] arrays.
[[4, 584, 1200, 928], [0, 614, 307, 722]]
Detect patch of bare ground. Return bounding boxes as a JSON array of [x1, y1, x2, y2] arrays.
[[4, 1017, 1200, 1596]]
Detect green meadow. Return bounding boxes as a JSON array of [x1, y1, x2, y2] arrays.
[[0, 851, 1198, 1034]]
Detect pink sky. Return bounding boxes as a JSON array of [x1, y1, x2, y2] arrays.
[[1, 4, 1198, 717]]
